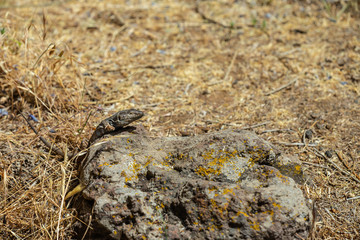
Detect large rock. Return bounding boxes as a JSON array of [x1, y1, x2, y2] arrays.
[[74, 128, 312, 240]]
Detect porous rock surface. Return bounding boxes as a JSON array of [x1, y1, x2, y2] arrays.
[[75, 128, 312, 240]]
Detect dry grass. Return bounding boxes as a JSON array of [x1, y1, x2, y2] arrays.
[[0, 0, 359, 239]]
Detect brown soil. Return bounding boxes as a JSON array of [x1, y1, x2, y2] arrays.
[[0, 0, 359, 239]]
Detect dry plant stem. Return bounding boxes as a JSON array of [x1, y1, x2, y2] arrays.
[[3, 170, 7, 206], [275, 56, 296, 73], [20, 112, 66, 158], [302, 161, 330, 169], [347, 196, 360, 201], [264, 78, 297, 96], [32, 43, 55, 69], [195, 0, 242, 29], [310, 199, 317, 240], [17, 86, 54, 113], [260, 128, 295, 134], [302, 130, 306, 144], [1, 2, 357, 239], [81, 205, 95, 240], [276, 142, 317, 147], [335, 151, 360, 181], [7, 227, 21, 239], [56, 164, 69, 240], [0, 0, 72, 9], [324, 208, 336, 221], [310, 148, 360, 184], [239, 121, 271, 130], [223, 50, 238, 82], [101, 64, 174, 74]]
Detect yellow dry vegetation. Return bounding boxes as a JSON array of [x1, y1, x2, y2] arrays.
[[0, 0, 359, 239]]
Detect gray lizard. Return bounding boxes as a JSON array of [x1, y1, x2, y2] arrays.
[[21, 109, 144, 159], [21, 109, 144, 199]]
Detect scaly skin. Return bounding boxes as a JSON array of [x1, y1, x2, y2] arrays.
[[87, 109, 144, 147], [22, 109, 144, 199], [65, 109, 144, 200]]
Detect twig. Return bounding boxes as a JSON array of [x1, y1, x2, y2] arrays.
[[20, 112, 66, 158], [223, 50, 238, 82], [335, 150, 360, 181], [32, 43, 55, 69], [275, 55, 296, 73], [302, 130, 306, 144], [6, 227, 22, 239], [310, 199, 317, 240], [239, 121, 271, 130], [195, 0, 242, 29], [276, 142, 317, 147], [302, 162, 330, 169], [17, 86, 54, 114], [310, 148, 360, 184], [260, 128, 295, 134], [131, 45, 148, 57], [102, 64, 174, 72], [56, 164, 69, 240], [347, 196, 360, 201], [0, 0, 72, 9], [264, 78, 297, 96], [78, 111, 93, 139], [324, 208, 336, 221], [81, 204, 95, 240], [276, 48, 301, 58]]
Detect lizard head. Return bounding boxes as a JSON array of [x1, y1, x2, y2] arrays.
[[113, 109, 144, 127]]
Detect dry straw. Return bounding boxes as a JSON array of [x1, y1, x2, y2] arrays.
[[0, 0, 359, 239]]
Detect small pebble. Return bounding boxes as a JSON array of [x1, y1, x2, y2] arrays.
[[310, 112, 320, 119], [325, 150, 333, 158], [0, 109, 8, 116], [265, 13, 272, 19], [304, 129, 313, 139], [337, 57, 347, 66], [156, 49, 166, 55]]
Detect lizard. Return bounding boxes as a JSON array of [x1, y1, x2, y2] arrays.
[[21, 109, 144, 199]]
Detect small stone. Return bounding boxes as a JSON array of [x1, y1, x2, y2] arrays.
[[337, 57, 347, 66], [325, 150, 333, 158], [0, 109, 8, 116], [304, 130, 313, 139], [310, 112, 320, 119], [351, 73, 360, 82]]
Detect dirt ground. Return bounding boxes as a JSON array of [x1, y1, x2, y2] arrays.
[[0, 0, 359, 239]]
